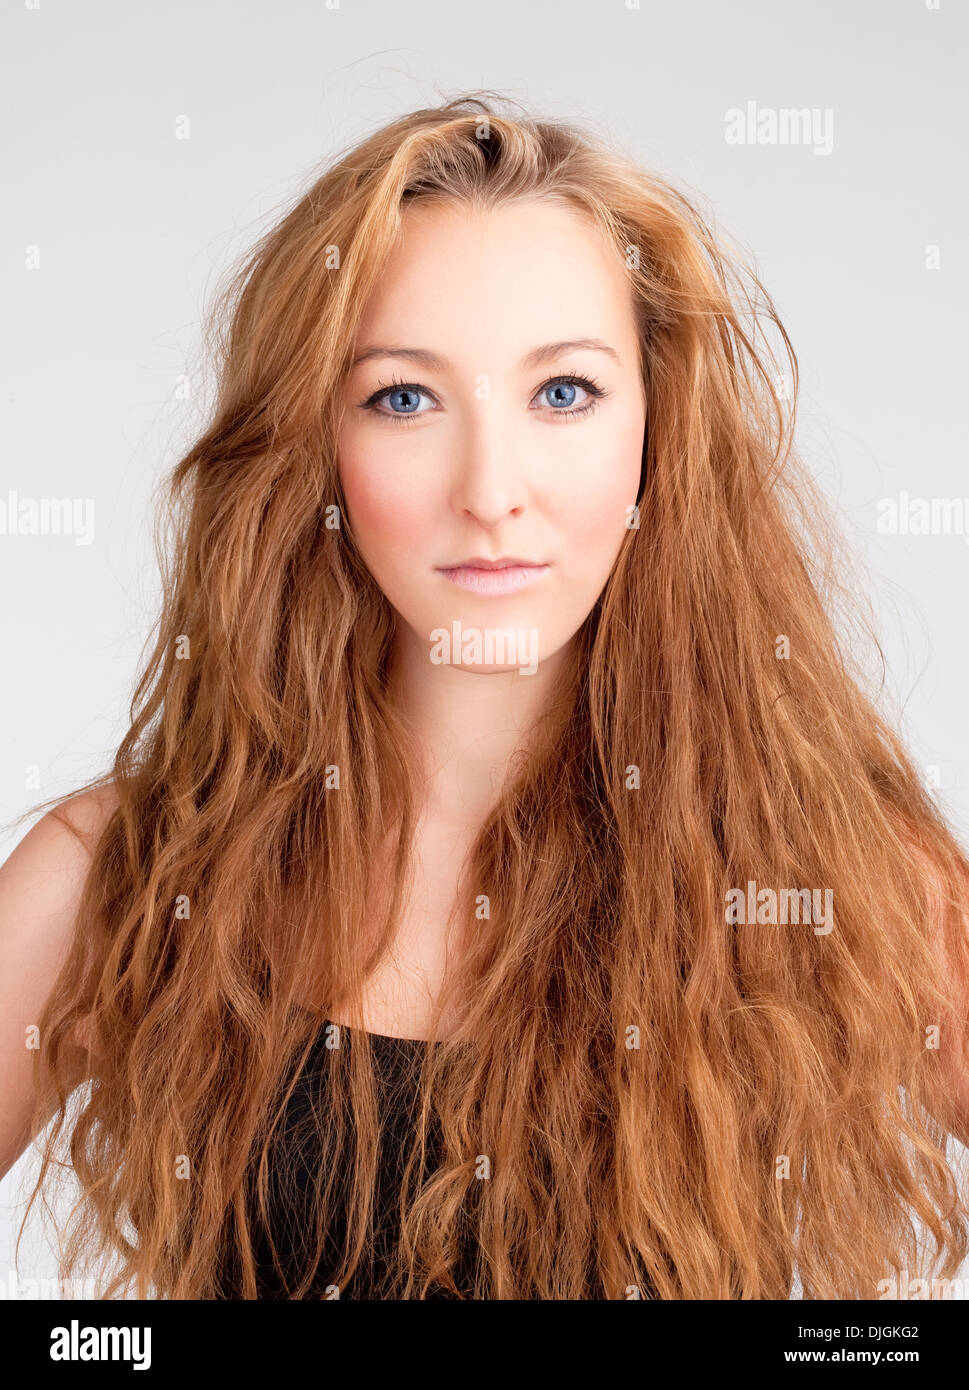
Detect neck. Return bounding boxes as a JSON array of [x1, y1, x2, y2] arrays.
[[388, 623, 575, 824]]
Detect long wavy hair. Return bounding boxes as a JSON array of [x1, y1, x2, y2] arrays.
[[15, 92, 969, 1299]]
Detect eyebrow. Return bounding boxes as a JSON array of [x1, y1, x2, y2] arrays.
[[350, 337, 622, 370]]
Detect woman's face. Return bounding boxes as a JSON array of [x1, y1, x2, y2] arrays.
[[337, 197, 646, 674]]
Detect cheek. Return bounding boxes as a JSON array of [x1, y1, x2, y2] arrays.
[[338, 441, 436, 561], [552, 422, 643, 564]]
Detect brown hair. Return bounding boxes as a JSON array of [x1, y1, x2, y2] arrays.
[[16, 92, 969, 1298]]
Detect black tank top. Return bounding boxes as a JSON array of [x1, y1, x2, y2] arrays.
[[215, 1022, 478, 1299], [214, 1021, 660, 1299]]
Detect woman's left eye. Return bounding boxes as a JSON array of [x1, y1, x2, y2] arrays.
[[531, 375, 604, 417]]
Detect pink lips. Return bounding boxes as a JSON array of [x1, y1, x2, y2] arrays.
[[435, 559, 550, 595]]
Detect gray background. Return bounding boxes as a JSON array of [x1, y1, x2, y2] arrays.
[[2, 0, 967, 1296]]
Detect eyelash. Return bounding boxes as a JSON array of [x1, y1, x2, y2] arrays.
[[358, 372, 608, 425]]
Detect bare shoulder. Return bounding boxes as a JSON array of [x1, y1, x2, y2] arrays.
[[43, 782, 121, 856], [0, 784, 121, 1176], [0, 783, 119, 912], [895, 822, 969, 1140]]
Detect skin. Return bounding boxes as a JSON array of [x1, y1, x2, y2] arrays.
[[334, 198, 647, 1035], [338, 196, 646, 819]]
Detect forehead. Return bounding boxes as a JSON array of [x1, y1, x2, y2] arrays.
[[353, 197, 639, 360]]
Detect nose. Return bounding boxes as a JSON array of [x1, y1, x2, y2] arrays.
[[448, 393, 529, 528]]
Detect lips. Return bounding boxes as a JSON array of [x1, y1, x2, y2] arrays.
[[435, 560, 550, 595], [442, 556, 542, 570]]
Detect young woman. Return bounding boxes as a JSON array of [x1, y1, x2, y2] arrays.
[[2, 93, 969, 1301]]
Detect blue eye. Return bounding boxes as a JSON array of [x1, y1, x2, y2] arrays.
[[372, 384, 433, 416], [531, 374, 605, 419], [541, 380, 583, 409]]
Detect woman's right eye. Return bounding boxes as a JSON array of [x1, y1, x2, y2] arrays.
[[361, 382, 436, 422]]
